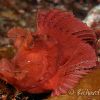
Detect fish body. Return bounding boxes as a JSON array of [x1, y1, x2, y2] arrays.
[[0, 9, 97, 96]]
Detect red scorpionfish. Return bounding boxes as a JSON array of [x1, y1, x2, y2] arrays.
[[0, 9, 97, 96]]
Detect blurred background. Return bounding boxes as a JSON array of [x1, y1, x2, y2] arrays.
[[0, 0, 100, 100]]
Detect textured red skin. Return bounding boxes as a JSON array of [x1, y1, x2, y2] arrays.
[[0, 9, 97, 96]]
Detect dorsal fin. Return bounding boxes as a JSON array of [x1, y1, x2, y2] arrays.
[[37, 9, 96, 45]]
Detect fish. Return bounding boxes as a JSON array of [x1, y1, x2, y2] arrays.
[[0, 9, 97, 96]]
